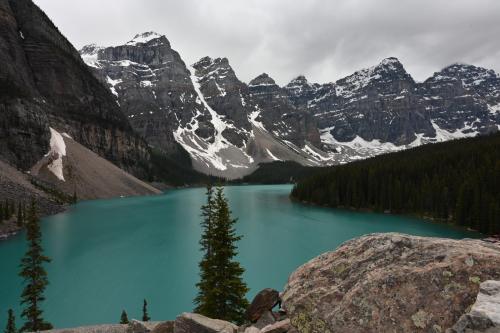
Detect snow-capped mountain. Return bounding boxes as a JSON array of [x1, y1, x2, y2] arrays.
[[80, 33, 500, 176], [80, 33, 330, 178]]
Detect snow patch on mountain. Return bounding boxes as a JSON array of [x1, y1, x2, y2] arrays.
[[431, 121, 478, 141], [106, 76, 122, 97], [173, 67, 254, 174], [127, 32, 163, 46], [265, 149, 281, 161], [45, 128, 67, 181], [489, 103, 500, 114]]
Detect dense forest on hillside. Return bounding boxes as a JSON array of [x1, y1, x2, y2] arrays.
[[291, 133, 500, 234], [233, 161, 323, 184]]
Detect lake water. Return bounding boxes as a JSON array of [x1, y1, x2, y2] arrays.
[[0, 185, 480, 328]]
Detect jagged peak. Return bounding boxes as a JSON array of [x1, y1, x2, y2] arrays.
[[126, 31, 169, 46], [440, 62, 497, 77], [427, 62, 499, 86], [249, 73, 276, 87], [378, 57, 402, 67], [193, 56, 230, 69], [287, 75, 309, 86], [79, 44, 102, 55]]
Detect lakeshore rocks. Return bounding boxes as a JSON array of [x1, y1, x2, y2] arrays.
[[253, 312, 276, 330], [173, 313, 237, 333], [150, 321, 174, 333], [246, 289, 280, 322], [33, 324, 128, 333], [449, 280, 500, 333], [260, 319, 291, 333], [282, 233, 500, 333], [127, 320, 162, 333]]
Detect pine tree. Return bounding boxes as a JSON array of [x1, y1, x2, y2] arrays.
[[120, 310, 129, 324], [194, 185, 249, 324], [17, 202, 24, 227], [4, 309, 16, 333], [0, 202, 4, 222], [142, 299, 150, 322], [194, 184, 217, 318], [19, 201, 53, 332]]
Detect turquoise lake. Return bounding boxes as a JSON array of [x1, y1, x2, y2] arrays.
[[0, 185, 480, 328]]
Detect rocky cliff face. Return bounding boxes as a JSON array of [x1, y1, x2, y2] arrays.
[[284, 58, 500, 163], [81, 37, 500, 175], [282, 233, 500, 333], [81, 35, 329, 178], [0, 0, 150, 177]]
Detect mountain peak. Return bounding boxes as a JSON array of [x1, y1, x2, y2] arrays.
[[428, 62, 499, 88], [79, 44, 102, 55], [249, 73, 276, 87], [375, 57, 406, 73], [289, 75, 309, 85], [126, 32, 168, 46]]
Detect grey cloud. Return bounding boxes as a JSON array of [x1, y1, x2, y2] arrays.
[[34, 0, 500, 85]]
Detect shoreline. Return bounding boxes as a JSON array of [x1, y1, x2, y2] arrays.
[[288, 195, 485, 237]]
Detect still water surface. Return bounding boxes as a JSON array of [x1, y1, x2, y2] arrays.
[[0, 185, 479, 328]]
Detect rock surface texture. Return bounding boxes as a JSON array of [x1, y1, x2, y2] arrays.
[[449, 280, 500, 333], [30, 130, 160, 200], [282, 233, 500, 333], [173, 313, 237, 333], [0, 0, 150, 177], [246, 288, 280, 322], [80, 37, 329, 178]]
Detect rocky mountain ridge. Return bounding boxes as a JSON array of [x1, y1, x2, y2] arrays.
[[80, 34, 500, 176], [0, 0, 152, 178], [81, 34, 327, 178]]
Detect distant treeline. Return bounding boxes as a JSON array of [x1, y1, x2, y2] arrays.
[[233, 161, 324, 184], [291, 133, 500, 234]]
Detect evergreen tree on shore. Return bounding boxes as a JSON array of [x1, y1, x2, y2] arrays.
[[19, 201, 52, 332], [17, 202, 24, 227], [4, 309, 16, 333], [291, 133, 500, 234], [120, 310, 129, 324], [194, 185, 249, 324], [142, 299, 150, 322]]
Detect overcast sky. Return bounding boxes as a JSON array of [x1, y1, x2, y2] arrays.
[[33, 0, 500, 86]]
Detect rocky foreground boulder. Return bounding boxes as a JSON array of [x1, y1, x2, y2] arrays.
[[449, 280, 500, 333], [282, 233, 500, 333], [245, 288, 280, 322]]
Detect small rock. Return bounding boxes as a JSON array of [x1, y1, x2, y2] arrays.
[[246, 289, 280, 322], [243, 327, 260, 333], [254, 311, 275, 330], [173, 313, 237, 333], [127, 320, 151, 333], [261, 319, 291, 333]]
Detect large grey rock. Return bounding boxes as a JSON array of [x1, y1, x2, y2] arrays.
[[448, 280, 500, 333], [173, 313, 237, 333], [282, 233, 500, 333], [246, 289, 280, 322]]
